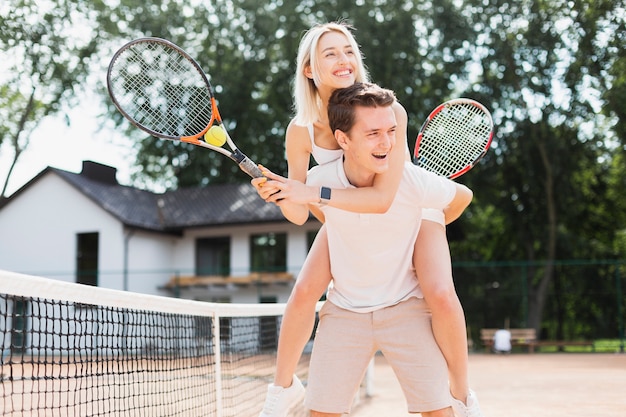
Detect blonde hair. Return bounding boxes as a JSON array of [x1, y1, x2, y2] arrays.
[[293, 22, 370, 125]]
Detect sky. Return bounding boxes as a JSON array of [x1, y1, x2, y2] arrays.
[[0, 2, 139, 198], [0, 92, 136, 197]]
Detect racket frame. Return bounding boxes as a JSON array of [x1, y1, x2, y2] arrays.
[[414, 98, 494, 179], [107, 37, 263, 178]]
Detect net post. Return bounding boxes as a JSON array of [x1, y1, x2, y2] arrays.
[[213, 311, 224, 417]]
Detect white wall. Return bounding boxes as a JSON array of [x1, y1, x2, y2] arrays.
[[124, 230, 178, 296], [0, 175, 122, 286]]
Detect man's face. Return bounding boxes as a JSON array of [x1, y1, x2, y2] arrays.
[[339, 105, 397, 186]]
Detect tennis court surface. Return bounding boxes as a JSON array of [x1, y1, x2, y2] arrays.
[[350, 352, 626, 417]]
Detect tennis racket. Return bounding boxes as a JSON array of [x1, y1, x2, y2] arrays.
[[414, 98, 494, 179], [107, 37, 263, 178]]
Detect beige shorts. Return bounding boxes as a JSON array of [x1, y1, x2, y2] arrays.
[[305, 298, 453, 414]]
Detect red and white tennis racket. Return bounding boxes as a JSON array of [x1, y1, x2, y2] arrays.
[[107, 37, 263, 178], [414, 98, 494, 179]]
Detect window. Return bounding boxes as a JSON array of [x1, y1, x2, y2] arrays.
[[250, 233, 287, 273], [196, 237, 230, 276], [76, 232, 98, 286]]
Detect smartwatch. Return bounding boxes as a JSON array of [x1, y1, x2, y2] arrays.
[[319, 186, 331, 206]]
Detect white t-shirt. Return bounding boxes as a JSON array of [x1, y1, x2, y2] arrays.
[[306, 159, 457, 313]]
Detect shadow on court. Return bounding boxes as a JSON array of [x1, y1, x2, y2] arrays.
[[349, 352, 626, 417]]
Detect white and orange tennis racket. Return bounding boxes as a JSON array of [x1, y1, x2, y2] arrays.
[[414, 98, 494, 179], [107, 37, 263, 178]]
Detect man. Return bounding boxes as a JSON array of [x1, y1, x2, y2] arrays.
[[493, 328, 512, 353], [257, 82, 474, 417]]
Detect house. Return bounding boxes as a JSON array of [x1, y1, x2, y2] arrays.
[[0, 161, 322, 304]]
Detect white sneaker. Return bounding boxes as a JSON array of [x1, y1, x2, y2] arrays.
[[451, 389, 484, 417], [259, 375, 305, 417]]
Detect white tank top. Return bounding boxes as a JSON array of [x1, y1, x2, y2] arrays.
[[307, 124, 343, 165]]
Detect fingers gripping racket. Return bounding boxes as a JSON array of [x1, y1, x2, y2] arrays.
[[107, 37, 263, 178], [414, 98, 494, 179]]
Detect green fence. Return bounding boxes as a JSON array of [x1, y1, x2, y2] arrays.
[[452, 260, 625, 353], [26, 259, 626, 354]]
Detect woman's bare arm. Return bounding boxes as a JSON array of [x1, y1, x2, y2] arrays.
[[321, 101, 409, 213]]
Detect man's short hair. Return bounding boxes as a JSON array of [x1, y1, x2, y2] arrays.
[[328, 82, 397, 134]]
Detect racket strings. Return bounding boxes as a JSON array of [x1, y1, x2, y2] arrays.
[[109, 41, 213, 138], [416, 102, 492, 177]]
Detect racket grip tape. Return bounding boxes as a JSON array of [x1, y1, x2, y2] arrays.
[[239, 158, 264, 178], [230, 149, 263, 178]]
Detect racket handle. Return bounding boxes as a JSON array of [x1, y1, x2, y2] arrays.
[[238, 157, 264, 178], [230, 149, 263, 178]]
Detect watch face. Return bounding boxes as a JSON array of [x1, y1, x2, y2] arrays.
[[321, 187, 331, 200]]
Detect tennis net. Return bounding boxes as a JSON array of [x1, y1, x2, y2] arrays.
[[0, 270, 315, 417]]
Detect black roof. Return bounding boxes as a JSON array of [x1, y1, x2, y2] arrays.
[[2, 161, 288, 233]]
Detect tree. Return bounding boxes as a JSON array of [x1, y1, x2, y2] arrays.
[[0, 0, 101, 198], [4, 0, 623, 338], [454, 0, 625, 333], [99, 0, 478, 188], [96, 0, 624, 335]]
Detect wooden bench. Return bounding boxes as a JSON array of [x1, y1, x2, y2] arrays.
[[532, 340, 595, 352], [480, 328, 595, 353], [480, 328, 537, 353]]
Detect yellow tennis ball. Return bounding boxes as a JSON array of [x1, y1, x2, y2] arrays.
[[204, 125, 227, 147]]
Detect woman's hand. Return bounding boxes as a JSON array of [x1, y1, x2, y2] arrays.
[[252, 165, 319, 206], [251, 165, 283, 203]]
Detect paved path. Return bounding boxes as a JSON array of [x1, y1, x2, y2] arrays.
[[349, 352, 626, 416]]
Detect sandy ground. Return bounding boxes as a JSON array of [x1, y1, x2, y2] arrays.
[[349, 352, 626, 417]]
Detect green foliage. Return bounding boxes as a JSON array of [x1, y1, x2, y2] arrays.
[[0, 0, 102, 196], [2, 0, 625, 339], [98, 0, 483, 186]]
